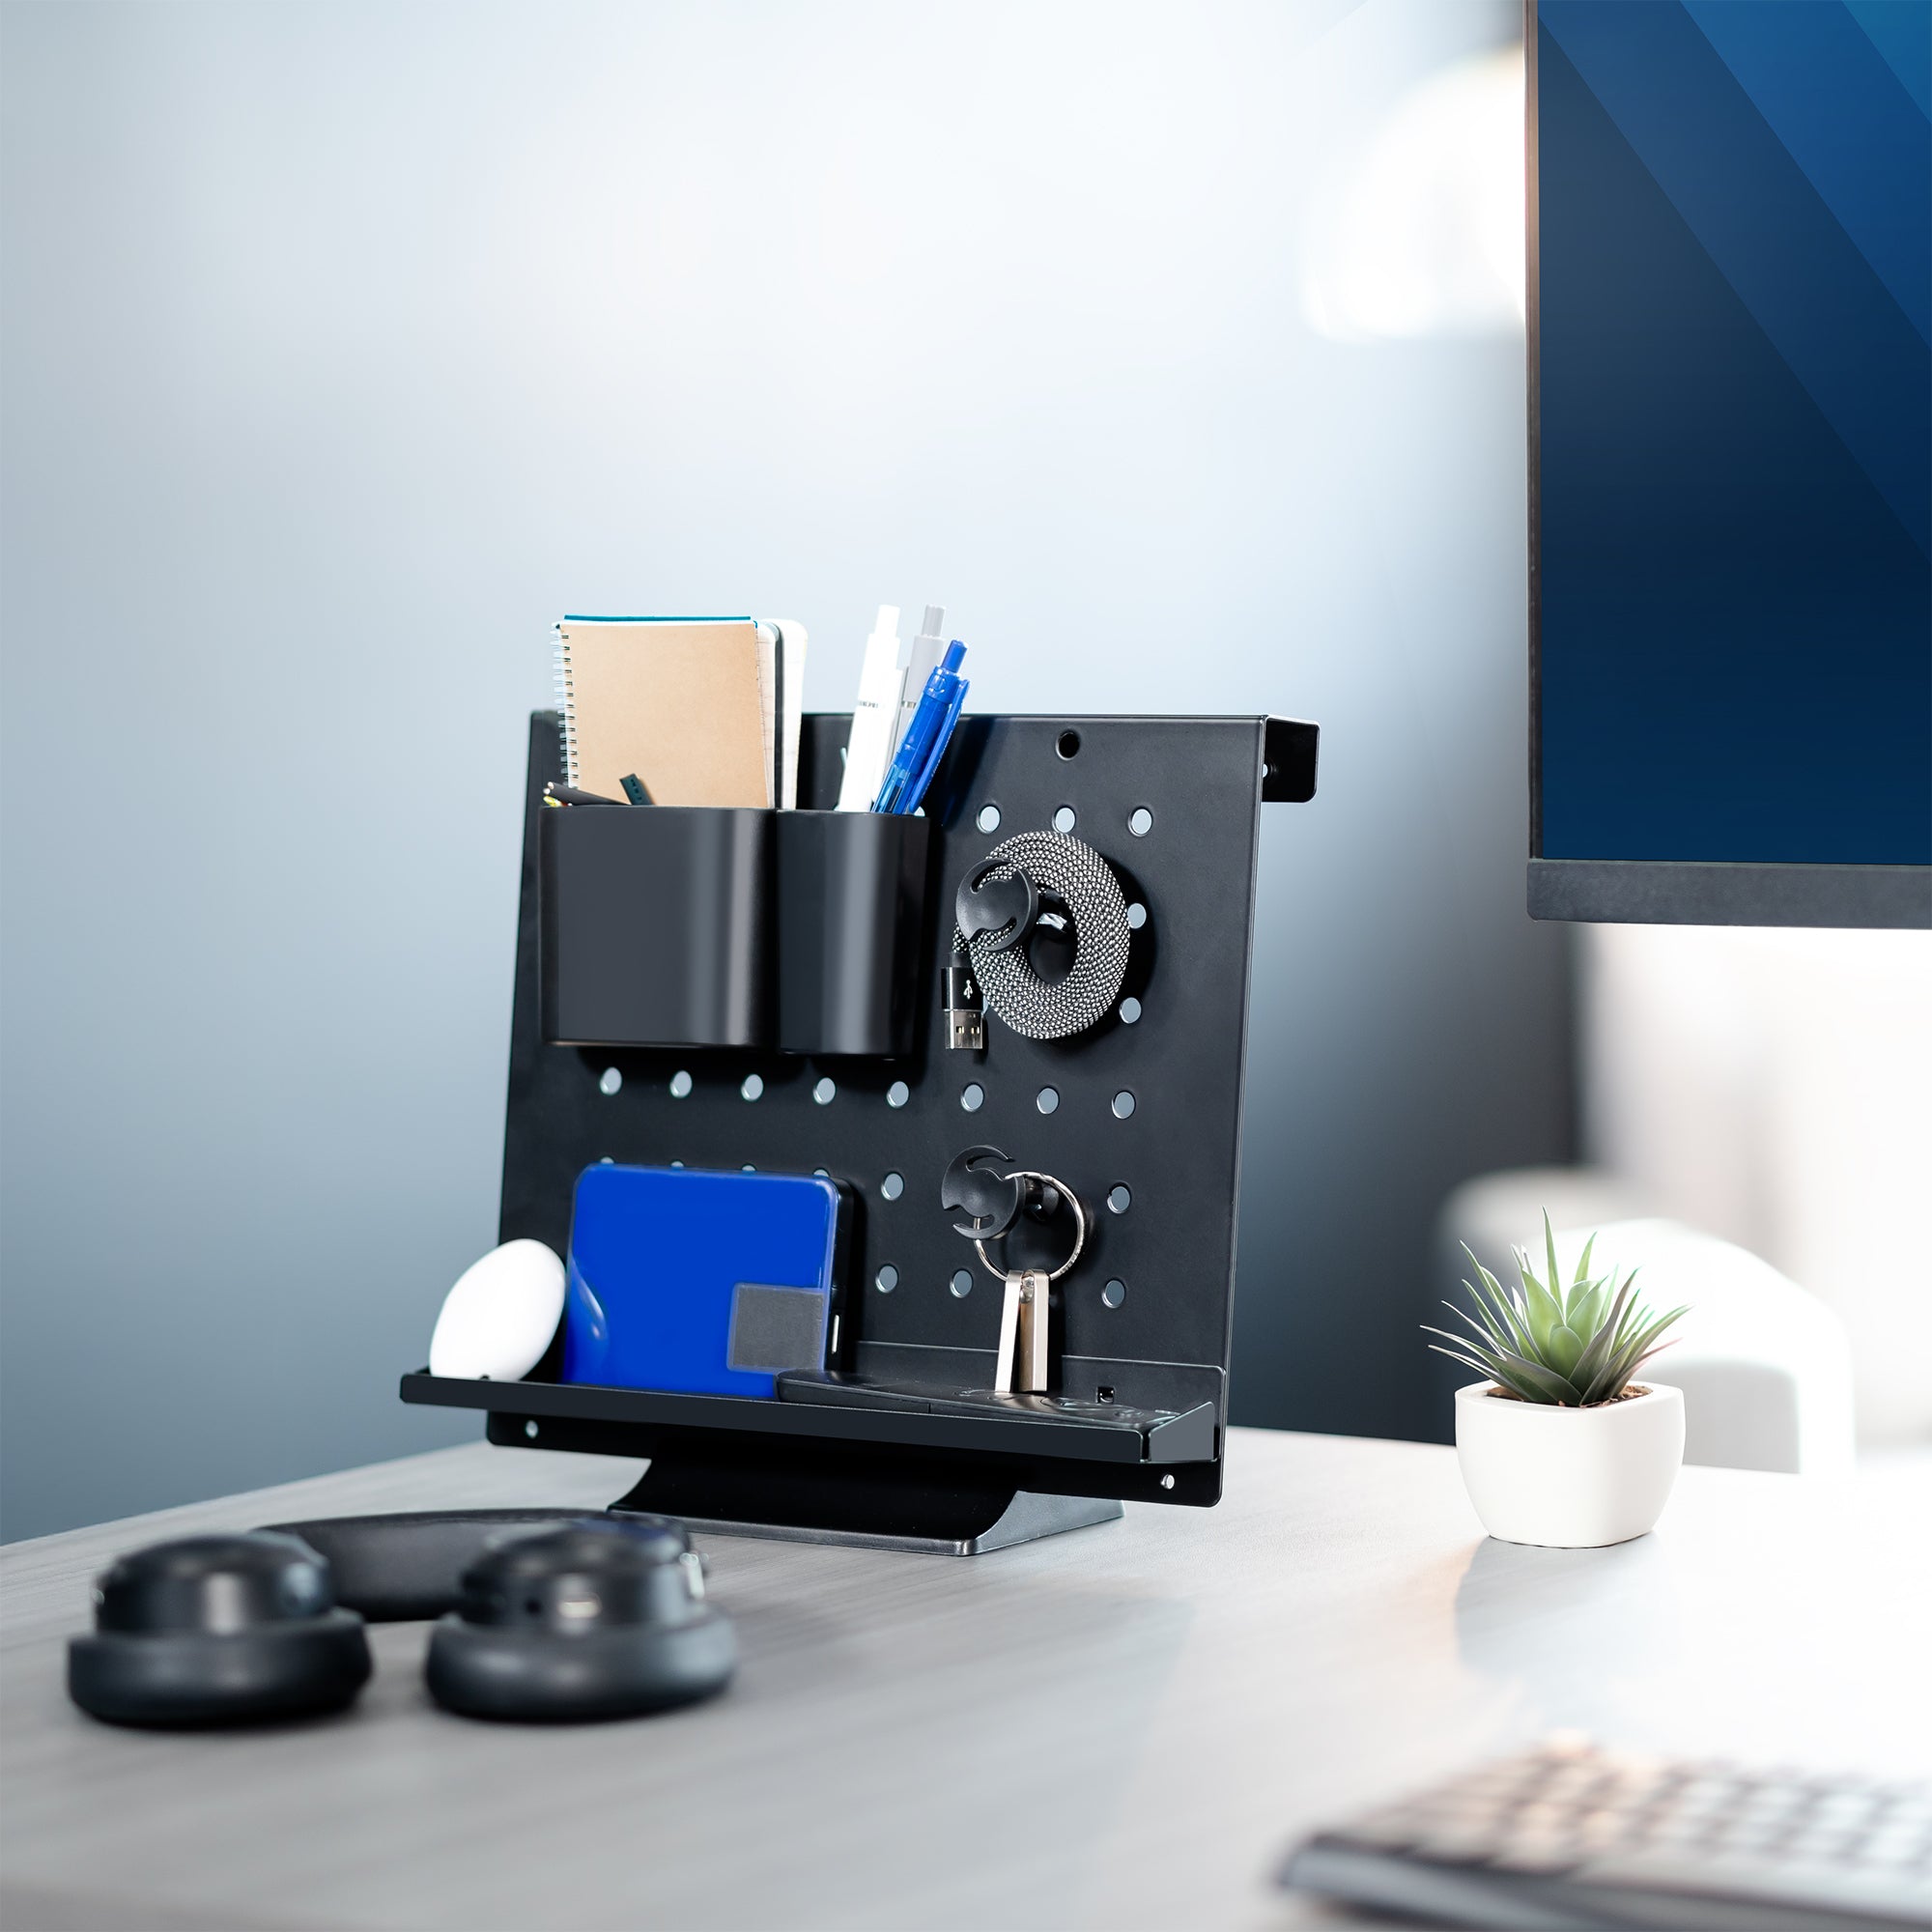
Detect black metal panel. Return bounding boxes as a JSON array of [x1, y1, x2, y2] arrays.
[[421, 708, 1317, 1520], [1528, 858, 1932, 929]]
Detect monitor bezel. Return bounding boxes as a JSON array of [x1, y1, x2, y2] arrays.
[[1523, 0, 1930, 929]]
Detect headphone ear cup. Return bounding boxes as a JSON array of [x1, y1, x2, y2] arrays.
[[425, 1612, 737, 1722], [424, 1517, 736, 1723], [68, 1533, 371, 1728], [69, 1618, 372, 1728]]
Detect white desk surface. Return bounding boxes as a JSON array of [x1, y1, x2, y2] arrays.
[[4, 1427, 1928, 1931]]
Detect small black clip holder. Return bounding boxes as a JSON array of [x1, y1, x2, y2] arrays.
[[403, 710, 1319, 1553]]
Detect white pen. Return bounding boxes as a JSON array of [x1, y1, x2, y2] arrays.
[[837, 605, 906, 810]]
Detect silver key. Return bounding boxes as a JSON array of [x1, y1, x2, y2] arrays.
[[993, 1268, 1051, 1393]]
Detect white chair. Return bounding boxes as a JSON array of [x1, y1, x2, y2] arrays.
[[1436, 1172, 1856, 1476]]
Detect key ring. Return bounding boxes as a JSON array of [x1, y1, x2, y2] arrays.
[[974, 1171, 1087, 1282]]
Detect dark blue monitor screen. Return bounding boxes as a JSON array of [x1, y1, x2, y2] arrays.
[[1534, 0, 1930, 867]]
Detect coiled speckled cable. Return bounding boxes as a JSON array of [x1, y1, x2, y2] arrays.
[[954, 831, 1130, 1039]]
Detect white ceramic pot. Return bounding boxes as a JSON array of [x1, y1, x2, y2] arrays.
[[1454, 1380, 1685, 1548]]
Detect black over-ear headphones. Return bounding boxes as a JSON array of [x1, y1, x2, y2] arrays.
[[67, 1512, 735, 1729]]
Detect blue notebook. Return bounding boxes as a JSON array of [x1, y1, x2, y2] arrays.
[[562, 1165, 849, 1399]]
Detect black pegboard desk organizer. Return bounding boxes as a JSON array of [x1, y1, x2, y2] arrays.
[[402, 710, 1318, 1541]]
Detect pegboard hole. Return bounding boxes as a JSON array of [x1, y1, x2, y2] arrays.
[[881, 1171, 904, 1202], [887, 1080, 910, 1109], [1107, 1184, 1132, 1214], [524, 1420, 540, 1439], [669, 1069, 694, 1098], [951, 1269, 974, 1298], [1160, 1474, 1176, 1491], [669, 1160, 685, 1169], [1097, 1385, 1117, 1403], [812, 1076, 836, 1105], [1052, 805, 1077, 834], [976, 804, 1002, 835], [960, 1083, 984, 1112], [812, 1167, 829, 1179], [599, 1155, 614, 1165], [741, 1164, 756, 1173], [598, 1066, 622, 1096], [1128, 806, 1153, 838], [1125, 902, 1147, 930], [1119, 996, 1143, 1025], [1102, 1279, 1127, 1309], [740, 1073, 764, 1102], [1036, 1086, 1060, 1116], [1056, 730, 1082, 760], [875, 1264, 898, 1293], [1112, 1090, 1137, 1120]]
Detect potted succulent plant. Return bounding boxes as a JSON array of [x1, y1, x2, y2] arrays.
[[1426, 1217, 1689, 1548]]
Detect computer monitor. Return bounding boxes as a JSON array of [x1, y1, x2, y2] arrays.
[[1527, 0, 1930, 928]]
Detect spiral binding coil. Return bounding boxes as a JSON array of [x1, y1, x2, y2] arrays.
[[552, 624, 580, 787], [956, 831, 1131, 1040]]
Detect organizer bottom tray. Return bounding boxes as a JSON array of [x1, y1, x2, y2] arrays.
[[399, 1371, 1217, 1467]]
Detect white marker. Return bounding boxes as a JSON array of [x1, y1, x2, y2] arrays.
[[896, 604, 949, 754]]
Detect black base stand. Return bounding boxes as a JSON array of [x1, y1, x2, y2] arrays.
[[605, 1440, 1124, 1556]]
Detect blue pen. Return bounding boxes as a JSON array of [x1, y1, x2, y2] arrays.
[[874, 641, 968, 813]]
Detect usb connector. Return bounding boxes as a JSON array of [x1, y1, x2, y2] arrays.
[[943, 951, 984, 1051]]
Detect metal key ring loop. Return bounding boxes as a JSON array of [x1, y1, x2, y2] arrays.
[[974, 1171, 1087, 1282]]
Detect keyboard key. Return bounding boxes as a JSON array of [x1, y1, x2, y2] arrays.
[[1280, 1741, 1932, 1932]]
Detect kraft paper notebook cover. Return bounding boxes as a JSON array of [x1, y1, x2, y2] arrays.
[[556, 617, 770, 808]]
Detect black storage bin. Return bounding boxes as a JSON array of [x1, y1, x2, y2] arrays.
[[540, 806, 772, 1049], [539, 806, 929, 1055], [775, 810, 930, 1056]]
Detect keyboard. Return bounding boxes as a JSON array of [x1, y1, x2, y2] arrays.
[[1278, 1739, 1932, 1930]]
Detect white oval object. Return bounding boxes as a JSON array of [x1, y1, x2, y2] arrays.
[[1454, 1380, 1684, 1548], [428, 1239, 566, 1380]]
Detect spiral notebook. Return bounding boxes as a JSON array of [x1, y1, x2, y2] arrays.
[[553, 616, 807, 809]]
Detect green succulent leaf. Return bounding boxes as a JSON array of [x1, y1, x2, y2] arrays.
[[1515, 1250, 1564, 1354], [1491, 1366, 1561, 1404], [1609, 1266, 1648, 1346], [1484, 1346, 1583, 1405], [1625, 1339, 1681, 1379], [1443, 1302, 1515, 1363], [1544, 1211, 1564, 1312], [1566, 1270, 1642, 1398], [1428, 1345, 1562, 1405], [1546, 1322, 1586, 1376], [1427, 1343, 1502, 1381], [1481, 1282, 1537, 1358], [1424, 1341, 1537, 1399], [1573, 1233, 1597, 1288], [1580, 1305, 1688, 1403], [1462, 1248, 1537, 1357], [1565, 1279, 1606, 1339]]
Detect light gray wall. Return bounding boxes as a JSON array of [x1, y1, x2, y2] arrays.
[[0, 0, 1565, 1541]]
